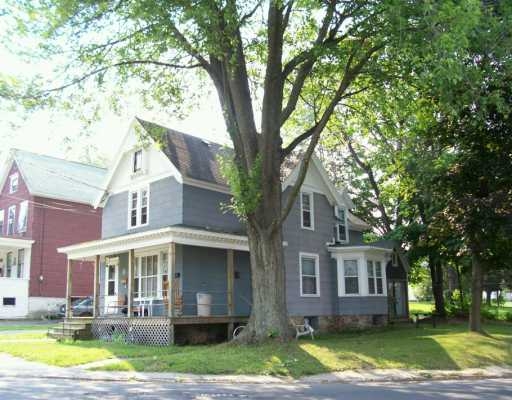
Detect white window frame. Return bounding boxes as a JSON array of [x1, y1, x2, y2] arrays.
[[299, 252, 320, 297], [300, 191, 314, 230], [9, 173, 19, 194], [127, 186, 150, 229], [367, 259, 385, 296], [17, 200, 28, 233], [0, 209, 4, 235], [132, 149, 143, 174], [7, 205, 16, 235], [336, 254, 363, 297], [335, 206, 349, 243], [134, 252, 161, 300]]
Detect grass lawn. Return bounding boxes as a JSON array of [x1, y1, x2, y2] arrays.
[[0, 322, 511, 377], [409, 301, 434, 314], [0, 324, 58, 332], [409, 301, 512, 321]]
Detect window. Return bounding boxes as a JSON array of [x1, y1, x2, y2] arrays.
[[17, 200, 28, 233], [0, 209, 4, 234], [300, 253, 320, 296], [128, 187, 149, 228], [343, 259, 359, 295], [2, 297, 15, 306], [301, 192, 314, 230], [335, 206, 349, 242], [17, 249, 24, 279], [7, 206, 15, 235], [5, 252, 13, 278], [107, 265, 116, 296], [133, 149, 143, 173], [367, 260, 384, 295], [135, 255, 159, 299], [9, 173, 19, 194]]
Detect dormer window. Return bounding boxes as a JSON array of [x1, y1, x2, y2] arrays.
[[133, 149, 143, 174], [9, 173, 19, 194], [301, 192, 314, 230], [335, 206, 349, 243]]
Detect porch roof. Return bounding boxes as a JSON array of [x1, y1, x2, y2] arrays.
[[58, 226, 249, 260], [0, 237, 34, 249]]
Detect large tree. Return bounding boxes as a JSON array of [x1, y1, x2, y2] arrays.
[[2, 0, 478, 341]]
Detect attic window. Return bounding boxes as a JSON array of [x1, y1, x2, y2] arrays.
[[9, 173, 19, 194], [133, 150, 143, 173]]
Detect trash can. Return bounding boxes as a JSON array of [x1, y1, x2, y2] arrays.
[[196, 293, 212, 316]]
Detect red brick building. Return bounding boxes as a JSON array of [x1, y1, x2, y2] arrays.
[[0, 149, 106, 318]]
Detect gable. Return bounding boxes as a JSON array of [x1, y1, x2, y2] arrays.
[[106, 120, 180, 196], [0, 150, 106, 206], [283, 154, 354, 209]]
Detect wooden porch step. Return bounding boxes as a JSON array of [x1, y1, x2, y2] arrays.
[[48, 320, 93, 341]]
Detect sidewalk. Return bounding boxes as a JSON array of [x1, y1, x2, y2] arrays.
[[1, 353, 511, 385]]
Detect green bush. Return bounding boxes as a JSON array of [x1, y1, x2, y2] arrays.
[[445, 290, 469, 317], [505, 312, 512, 322], [481, 308, 497, 320]]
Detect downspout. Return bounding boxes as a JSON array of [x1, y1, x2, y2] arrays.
[[38, 203, 46, 296]]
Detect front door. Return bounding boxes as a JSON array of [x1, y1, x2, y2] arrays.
[[104, 258, 119, 314]]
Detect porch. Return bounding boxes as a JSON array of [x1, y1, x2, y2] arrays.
[[0, 237, 33, 318], [58, 226, 251, 345]]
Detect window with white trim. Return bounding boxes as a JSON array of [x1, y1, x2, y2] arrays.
[[7, 205, 15, 235], [0, 209, 4, 234], [367, 260, 384, 295], [17, 249, 25, 279], [133, 149, 143, 173], [9, 173, 19, 194], [128, 186, 149, 228], [335, 206, 348, 242], [17, 200, 28, 233], [135, 255, 159, 299], [301, 192, 314, 230], [343, 259, 359, 295], [300, 253, 320, 296]]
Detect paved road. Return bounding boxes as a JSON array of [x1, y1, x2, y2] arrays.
[[0, 376, 511, 399]]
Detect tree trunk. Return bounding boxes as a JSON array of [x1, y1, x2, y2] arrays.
[[238, 223, 293, 342], [469, 253, 483, 332], [455, 265, 465, 310], [429, 256, 446, 317], [485, 290, 492, 306]]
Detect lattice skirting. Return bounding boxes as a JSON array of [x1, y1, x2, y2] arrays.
[[92, 317, 172, 346]]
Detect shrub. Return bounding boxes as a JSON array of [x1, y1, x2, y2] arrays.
[[505, 312, 512, 322], [481, 308, 497, 321]]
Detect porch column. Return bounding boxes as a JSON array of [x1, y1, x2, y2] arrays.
[[93, 255, 100, 317], [65, 259, 72, 319], [167, 243, 175, 317], [227, 249, 234, 316], [128, 249, 135, 317]]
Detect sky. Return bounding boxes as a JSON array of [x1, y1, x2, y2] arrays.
[[0, 28, 230, 169]]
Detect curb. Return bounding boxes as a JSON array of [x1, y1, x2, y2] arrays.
[[1, 367, 511, 385]]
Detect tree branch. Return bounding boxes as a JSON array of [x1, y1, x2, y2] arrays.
[[30, 60, 200, 98], [346, 140, 393, 233]]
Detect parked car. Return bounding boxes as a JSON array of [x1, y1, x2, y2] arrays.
[[58, 297, 93, 317]]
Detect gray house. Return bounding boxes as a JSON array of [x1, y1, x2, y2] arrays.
[[59, 118, 408, 344]]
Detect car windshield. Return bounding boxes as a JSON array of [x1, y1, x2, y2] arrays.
[[74, 298, 92, 307]]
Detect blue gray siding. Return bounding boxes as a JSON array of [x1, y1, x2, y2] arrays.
[[234, 251, 252, 316], [283, 190, 337, 316], [102, 176, 183, 238], [182, 184, 244, 234], [283, 190, 386, 317], [337, 297, 388, 315]]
